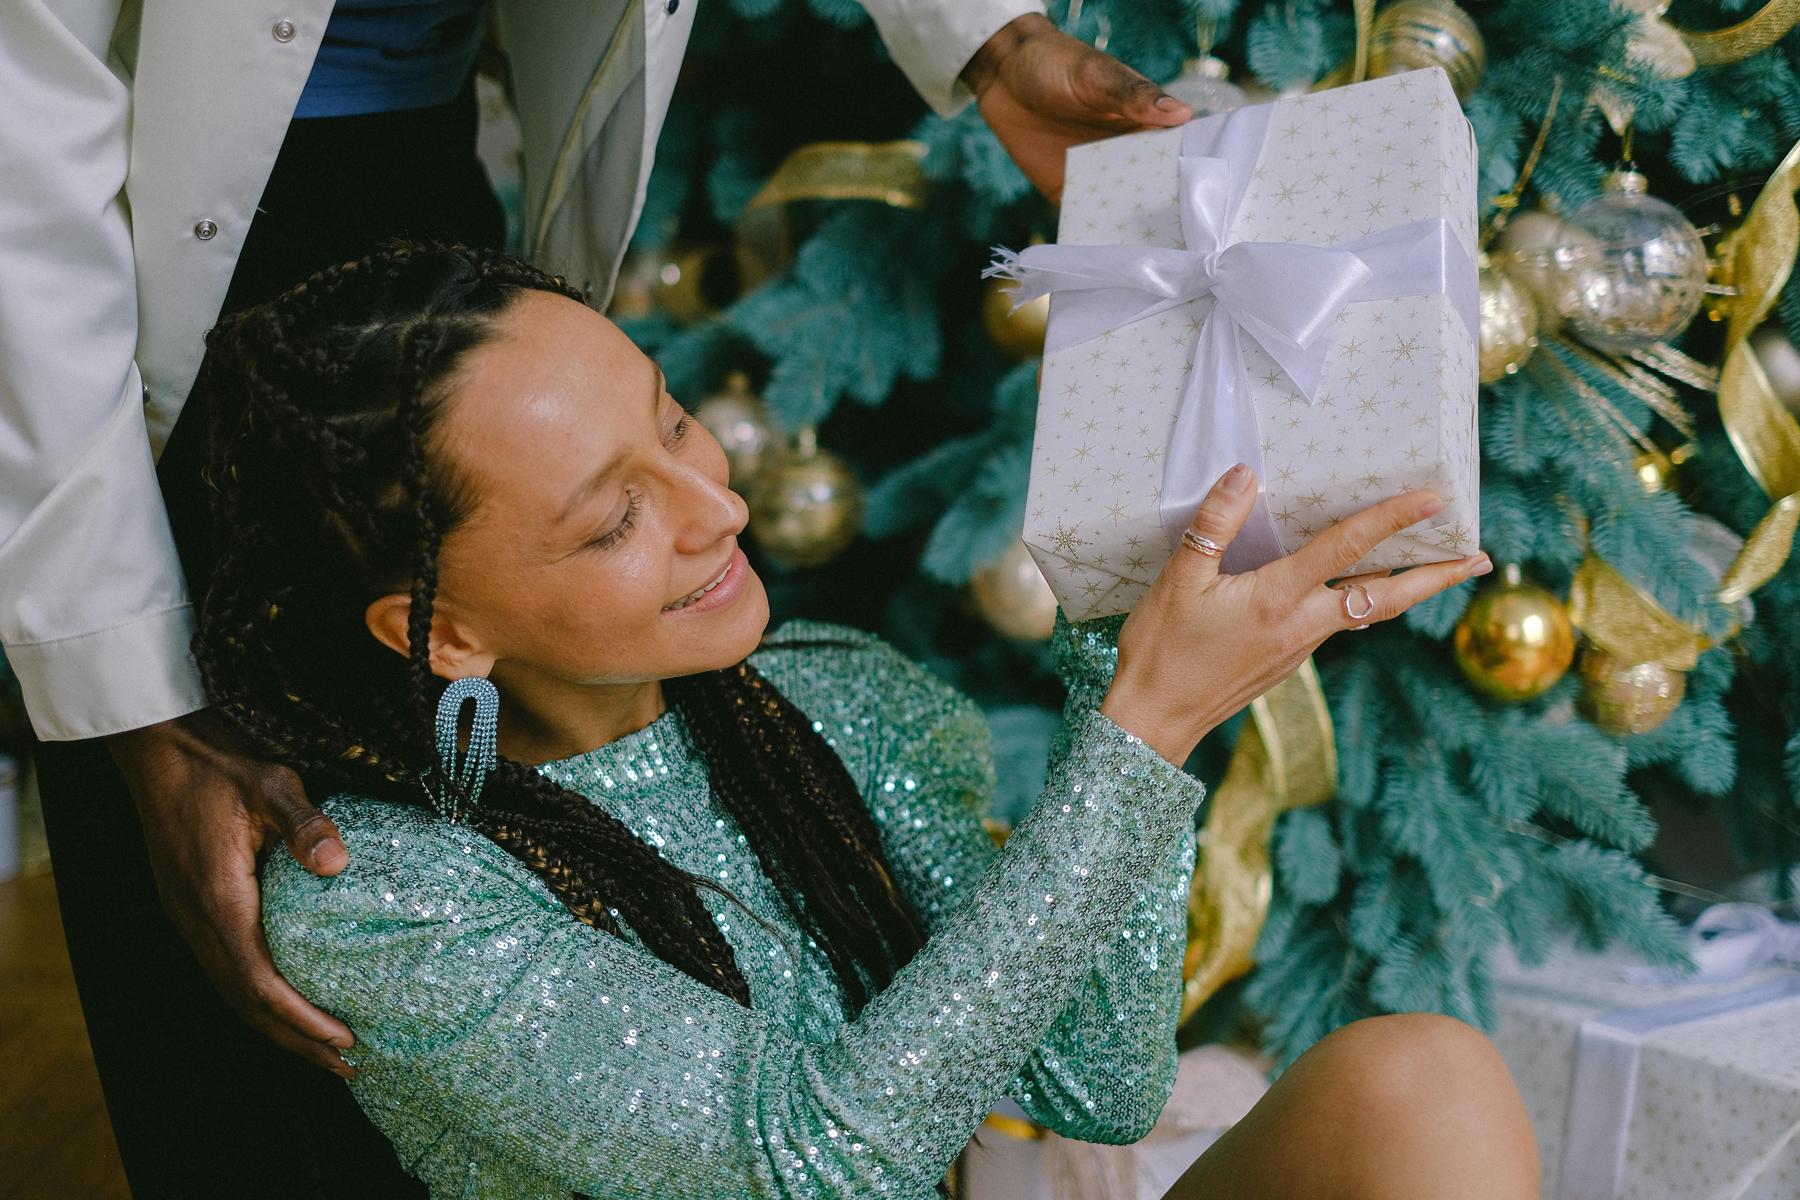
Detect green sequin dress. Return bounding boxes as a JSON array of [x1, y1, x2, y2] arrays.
[[261, 610, 1209, 1199]]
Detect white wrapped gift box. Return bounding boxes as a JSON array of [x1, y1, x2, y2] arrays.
[[1005, 67, 1480, 620], [1490, 917, 1800, 1200]]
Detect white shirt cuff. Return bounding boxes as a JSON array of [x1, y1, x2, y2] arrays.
[[859, 0, 1048, 119], [9, 605, 209, 741]]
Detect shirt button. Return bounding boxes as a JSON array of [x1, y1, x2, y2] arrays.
[[193, 219, 218, 240], [272, 19, 296, 42], [665, 0, 678, 12]]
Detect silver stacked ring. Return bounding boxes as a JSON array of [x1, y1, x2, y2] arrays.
[[1181, 529, 1225, 558]]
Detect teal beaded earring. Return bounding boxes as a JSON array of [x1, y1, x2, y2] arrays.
[[431, 676, 499, 824]]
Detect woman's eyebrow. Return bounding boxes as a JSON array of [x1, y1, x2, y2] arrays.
[[554, 364, 667, 526]]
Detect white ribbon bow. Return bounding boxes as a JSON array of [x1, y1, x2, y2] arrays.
[[1622, 901, 1800, 985], [987, 102, 1478, 574]]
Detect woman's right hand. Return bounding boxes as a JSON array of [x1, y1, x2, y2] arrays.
[[1098, 462, 1492, 765]]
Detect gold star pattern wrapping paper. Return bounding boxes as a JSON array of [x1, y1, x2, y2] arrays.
[[1023, 68, 1480, 621]]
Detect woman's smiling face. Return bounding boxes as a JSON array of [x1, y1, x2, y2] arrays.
[[366, 287, 770, 740]]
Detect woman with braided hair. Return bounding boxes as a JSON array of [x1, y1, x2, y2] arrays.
[[203, 239, 1535, 1200]]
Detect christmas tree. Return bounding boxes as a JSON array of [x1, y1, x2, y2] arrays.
[[579, 0, 1800, 1066]]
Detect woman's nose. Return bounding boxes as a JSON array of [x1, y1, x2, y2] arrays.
[[672, 458, 748, 550]]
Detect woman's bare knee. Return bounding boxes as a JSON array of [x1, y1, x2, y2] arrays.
[[1297, 1012, 1539, 1199]]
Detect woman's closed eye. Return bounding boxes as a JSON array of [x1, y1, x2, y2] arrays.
[[582, 407, 694, 552]]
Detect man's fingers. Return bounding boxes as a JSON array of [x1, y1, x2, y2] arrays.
[[256, 765, 347, 876], [1075, 53, 1191, 127], [240, 1005, 358, 1079], [187, 868, 356, 1058], [243, 961, 355, 1050], [1170, 464, 1259, 585], [1282, 491, 1447, 588]]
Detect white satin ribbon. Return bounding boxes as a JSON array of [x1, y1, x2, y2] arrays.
[[1621, 901, 1800, 985], [987, 103, 1479, 575]]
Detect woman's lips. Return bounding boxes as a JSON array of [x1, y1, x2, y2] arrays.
[[661, 544, 749, 616]]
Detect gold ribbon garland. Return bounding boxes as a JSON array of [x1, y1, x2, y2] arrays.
[[1311, 0, 1377, 91], [1670, 0, 1800, 67], [734, 140, 930, 291], [1714, 136, 1800, 598], [1568, 556, 1714, 669], [1180, 661, 1337, 1024]]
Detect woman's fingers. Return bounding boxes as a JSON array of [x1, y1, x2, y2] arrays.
[[1170, 464, 1259, 585], [1307, 552, 1491, 635], [1277, 490, 1448, 591]]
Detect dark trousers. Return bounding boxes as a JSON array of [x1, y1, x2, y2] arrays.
[[35, 71, 505, 1200]]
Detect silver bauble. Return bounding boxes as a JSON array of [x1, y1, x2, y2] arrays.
[[694, 372, 775, 492], [1548, 170, 1709, 354], [1492, 210, 1595, 336], [1161, 55, 1248, 117], [1749, 321, 1800, 416]]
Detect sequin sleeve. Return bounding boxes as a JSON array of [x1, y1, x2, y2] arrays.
[[263, 665, 1207, 1199], [782, 611, 1201, 1144]]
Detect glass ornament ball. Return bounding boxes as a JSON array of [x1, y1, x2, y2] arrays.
[[694, 372, 775, 492], [1477, 258, 1539, 383], [1547, 170, 1709, 354], [1576, 647, 1686, 735], [968, 539, 1058, 642], [1452, 565, 1577, 701], [746, 429, 863, 568], [1367, 0, 1486, 101], [1161, 55, 1248, 117]]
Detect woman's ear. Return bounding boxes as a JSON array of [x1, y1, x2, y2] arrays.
[[364, 592, 498, 680]]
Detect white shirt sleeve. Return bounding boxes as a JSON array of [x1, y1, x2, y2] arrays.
[[0, 0, 210, 741], [853, 0, 1047, 118]]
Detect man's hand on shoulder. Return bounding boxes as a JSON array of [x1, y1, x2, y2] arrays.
[[961, 13, 1193, 204], [105, 708, 359, 1078]]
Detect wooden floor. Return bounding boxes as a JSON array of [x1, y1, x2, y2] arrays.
[[0, 868, 130, 1199]]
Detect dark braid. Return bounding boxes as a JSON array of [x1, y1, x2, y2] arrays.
[[191, 238, 931, 1020]]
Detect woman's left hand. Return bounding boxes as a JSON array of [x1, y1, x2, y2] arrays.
[[960, 13, 1194, 204]]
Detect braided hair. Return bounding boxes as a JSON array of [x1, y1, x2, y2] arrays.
[[192, 239, 932, 1019]]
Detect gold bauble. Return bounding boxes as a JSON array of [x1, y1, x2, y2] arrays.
[[968, 539, 1058, 641], [981, 277, 1050, 360], [1367, 0, 1487, 101], [1452, 564, 1577, 701], [653, 244, 740, 325], [1576, 646, 1686, 734], [746, 428, 862, 568], [1477, 257, 1540, 383], [694, 372, 775, 492]]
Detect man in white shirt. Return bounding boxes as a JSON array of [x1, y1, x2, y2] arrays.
[[0, 1, 1191, 1194]]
